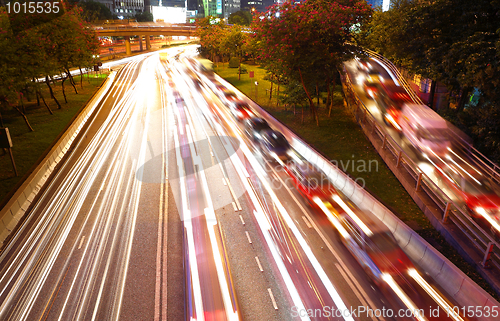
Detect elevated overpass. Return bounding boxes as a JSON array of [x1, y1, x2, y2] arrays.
[[94, 23, 197, 55]]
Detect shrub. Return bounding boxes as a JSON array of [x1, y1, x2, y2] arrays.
[[229, 57, 240, 68]]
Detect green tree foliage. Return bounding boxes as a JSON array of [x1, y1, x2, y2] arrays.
[[135, 11, 153, 22], [365, 0, 500, 163], [228, 10, 252, 25], [228, 57, 239, 68], [0, 5, 99, 130], [252, 0, 373, 125], [0, 9, 19, 125], [195, 17, 252, 63], [220, 24, 246, 59], [75, 0, 113, 22], [195, 16, 228, 61]]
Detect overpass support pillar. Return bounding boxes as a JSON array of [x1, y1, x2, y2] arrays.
[[139, 36, 143, 51], [146, 35, 151, 50], [125, 36, 132, 55]]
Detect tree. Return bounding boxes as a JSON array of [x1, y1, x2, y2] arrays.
[[219, 25, 249, 78], [253, 0, 373, 125], [365, 0, 500, 163], [0, 9, 23, 126], [135, 11, 153, 22], [1, 4, 99, 130], [75, 0, 113, 22], [366, 0, 500, 109], [228, 10, 252, 25], [195, 17, 228, 61]]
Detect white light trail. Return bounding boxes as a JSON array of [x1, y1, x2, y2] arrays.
[[408, 269, 464, 321], [173, 125, 205, 321], [446, 147, 483, 175], [382, 274, 428, 321], [332, 195, 373, 236], [313, 197, 350, 239], [213, 107, 354, 320]]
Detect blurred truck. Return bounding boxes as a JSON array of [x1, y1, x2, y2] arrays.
[[399, 104, 450, 156]]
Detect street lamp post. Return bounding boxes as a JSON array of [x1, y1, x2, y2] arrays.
[[92, 55, 101, 77]]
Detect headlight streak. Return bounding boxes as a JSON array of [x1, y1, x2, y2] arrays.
[[408, 269, 464, 321], [313, 197, 350, 239], [176, 74, 267, 318], [370, 57, 400, 85], [475, 207, 500, 233], [112, 60, 140, 99], [183, 79, 309, 319], [446, 147, 483, 175], [424, 154, 455, 183], [240, 144, 355, 321], [263, 159, 381, 321], [173, 66, 258, 319], [212, 108, 354, 321], [65, 58, 156, 321], [186, 116, 239, 320], [332, 195, 372, 237], [382, 274, 428, 321], [108, 59, 157, 320], [226, 151, 310, 321], [430, 150, 456, 174], [445, 155, 483, 186], [385, 113, 401, 131], [209, 65, 474, 321], [173, 123, 204, 321], [0, 67, 115, 274], [0, 57, 159, 321], [1, 89, 134, 317]]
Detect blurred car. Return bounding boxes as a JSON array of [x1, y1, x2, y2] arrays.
[[334, 202, 414, 285], [375, 82, 411, 131], [364, 70, 384, 84], [435, 162, 500, 225], [356, 58, 372, 72], [229, 102, 254, 121], [377, 95, 402, 130], [258, 130, 291, 162], [208, 80, 223, 92], [220, 88, 238, 104], [364, 82, 383, 100], [380, 81, 412, 103], [211, 83, 238, 104], [244, 117, 272, 141], [284, 162, 336, 205], [173, 92, 184, 105]]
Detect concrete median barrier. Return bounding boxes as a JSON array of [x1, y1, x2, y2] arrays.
[[0, 72, 115, 247]]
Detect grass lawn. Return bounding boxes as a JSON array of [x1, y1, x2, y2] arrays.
[[215, 62, 499, 299], [0, 72, 108, 207]]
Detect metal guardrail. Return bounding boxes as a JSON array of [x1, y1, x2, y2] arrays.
[[341, 67, 500, 272]]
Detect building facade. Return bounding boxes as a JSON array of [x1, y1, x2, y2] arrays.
[[113, 0, 145, 16], [224, 0, 241, 19]]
